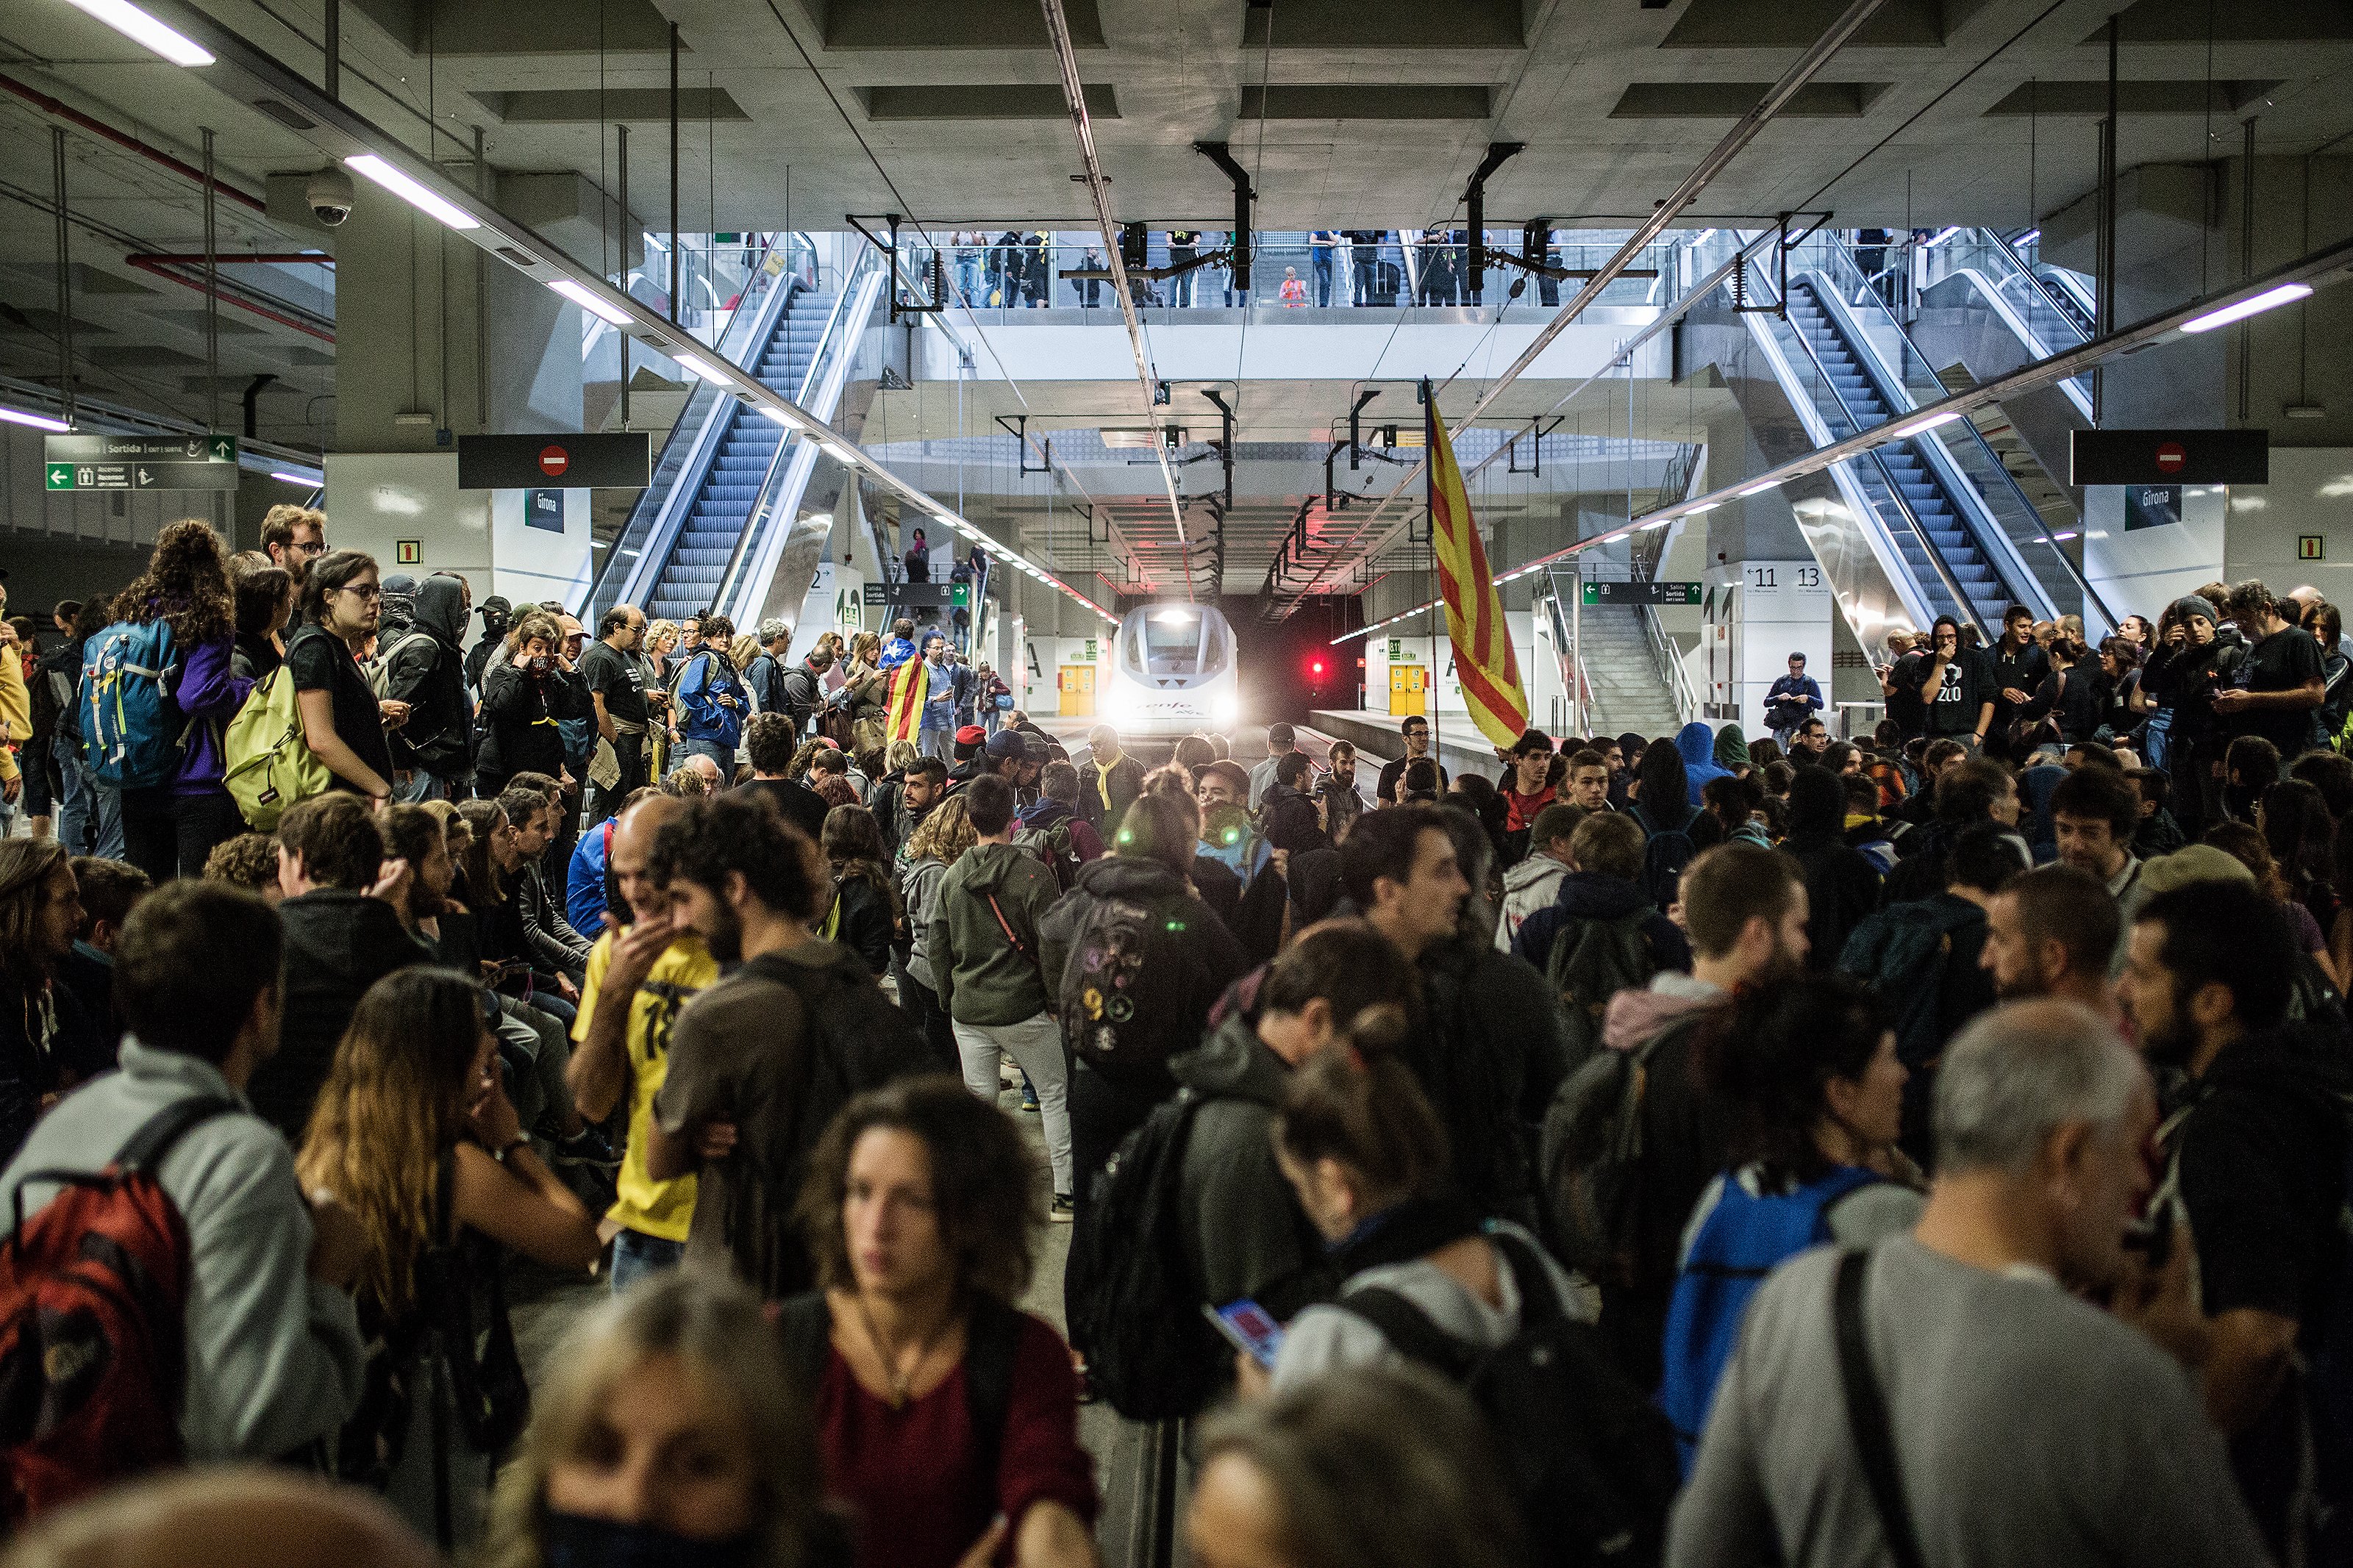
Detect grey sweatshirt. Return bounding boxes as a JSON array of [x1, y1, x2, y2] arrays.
[[0, 1040, 366, 1461]]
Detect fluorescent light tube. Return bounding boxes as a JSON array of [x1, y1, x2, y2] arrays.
[[1737, 478, 1779, 497], [2014, 228, 2040, 246], [1684, 501, 1718, 515], [2180, 282, 2313, 334], [1888, 410, 1961, 440], [1921, 226, 1960, 249], [0, 406, 73, 432], [674, 353, 720, 382], [269, 470, 320, 486], [60, 0, 213, 65], [549, 278, 632, 325], [345, 154, 479, 231]]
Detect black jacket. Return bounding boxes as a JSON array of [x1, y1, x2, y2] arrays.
[[476, 655, 585, 788], [385, 575, 472, 776], [827, 870, 896, 978], [1039, 856, 1251, 1096], [251, 891, 429, 1138], [1412, 934, 1572, 1228]]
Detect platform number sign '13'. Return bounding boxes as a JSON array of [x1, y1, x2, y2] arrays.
[[1747, 565, 1821, 591]]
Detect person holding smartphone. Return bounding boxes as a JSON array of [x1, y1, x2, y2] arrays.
[[1918, 615, 1994, 751], [475, 612, 582, 801]]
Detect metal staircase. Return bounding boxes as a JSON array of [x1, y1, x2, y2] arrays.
[[1543, 568, 1684, 740]]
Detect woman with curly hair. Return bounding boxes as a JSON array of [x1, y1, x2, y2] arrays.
[[895, 792, 975, 1073], [296, 967, 601, 1546], [110, 520, 251, 881], [784, 1075, 1098, 1568]]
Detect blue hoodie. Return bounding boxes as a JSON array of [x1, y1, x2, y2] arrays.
[[1676, 721, 1730, 810]]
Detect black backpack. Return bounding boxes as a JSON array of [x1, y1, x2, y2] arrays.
[[1538, 1016, 1700, 1288], [1633, 809, 1695, 913], [1545, 909, 1663, 1073], [1063, 1089, 1226, 1421], [1049, 888, 1182, 1073], [1339, 1229, 1679, 1568]]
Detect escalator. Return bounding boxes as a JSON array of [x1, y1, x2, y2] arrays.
[[588, 240, 887, 631]]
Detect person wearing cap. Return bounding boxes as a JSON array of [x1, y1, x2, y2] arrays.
[[951, 723, 989, 767], [465, 595, 512, 696], [1249, 722, 1304, 811], [951, 728, 1035, 795]]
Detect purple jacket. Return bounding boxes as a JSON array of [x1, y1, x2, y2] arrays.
[[171, 633, 253, 798]]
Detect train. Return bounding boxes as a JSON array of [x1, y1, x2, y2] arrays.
[[1099, 602, 1242, 737]]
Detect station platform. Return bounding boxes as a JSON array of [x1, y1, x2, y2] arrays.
[[1311, 709, 1504, 792]]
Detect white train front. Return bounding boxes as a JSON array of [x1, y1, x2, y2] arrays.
[[1098, 603, 1240, 738]]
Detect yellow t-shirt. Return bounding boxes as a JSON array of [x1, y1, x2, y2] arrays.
[[574, 927, 719, 1242]]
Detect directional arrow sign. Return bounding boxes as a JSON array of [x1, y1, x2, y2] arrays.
[[44, 465, 72, 490], [209, 436, 236, 462]]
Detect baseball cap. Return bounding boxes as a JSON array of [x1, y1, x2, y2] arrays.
[[985, 728, 1027, 759], [1199, 759, 1250, 795], [1268, 722, 1296, 748], [479, 595, 511, 618]]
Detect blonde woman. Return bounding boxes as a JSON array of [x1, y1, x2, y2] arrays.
[[482, 1270, 833, 1568], [641, 619, 679, 777], [296, 969, 602, 1548]]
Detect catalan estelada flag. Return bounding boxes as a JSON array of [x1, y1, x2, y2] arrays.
[[882, 656, 926, 745], [1427, 390, 1529, 748]]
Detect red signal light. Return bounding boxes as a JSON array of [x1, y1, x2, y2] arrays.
[[1309, 657, 1327, 679]]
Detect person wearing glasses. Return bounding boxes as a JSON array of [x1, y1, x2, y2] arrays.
[[290, 551, 398, 804], [1377, 715, 1449, 804], [260, 503, 327, 581]]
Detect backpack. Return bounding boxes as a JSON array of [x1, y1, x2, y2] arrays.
[[1632, 808, 1695, 913], [1338, 1229, 1681, 1568], [1836, 897, 1985, 1078], [1657, 1166, 1882, 1473], [1014, 817, 1079, 894], [1538, 1015, 1703, 1289], [223, 665, 337, 831], [1546, 909, 1664, 1072], [81, 620, 185, 790], [733, 951, 929, 1286], [364, 628, 436, 701], [1051, 889, 1171, 1073], [0, 1095, 236, 1522], [1064, 1089, 1227, 1421]]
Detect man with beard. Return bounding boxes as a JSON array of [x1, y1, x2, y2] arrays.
[[1591, 842, 1810, 1390], [2122, 878, 2353, 1561], [1978, 863, 2121, 1023], [644, 792, 922, 1297]]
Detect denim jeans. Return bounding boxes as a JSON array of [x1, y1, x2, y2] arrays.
[[679, 737, 733, 774], [54, 734, 121, 859], [610, 1229, 685, 1294], [954, 1014, 1074, 1198]]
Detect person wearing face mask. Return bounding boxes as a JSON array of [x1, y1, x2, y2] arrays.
[[477, 613, 582, 801], [482, 1269, 840, 1568], [780, 1078, 1099, 1568], [1658, 975, 1921, 1475]]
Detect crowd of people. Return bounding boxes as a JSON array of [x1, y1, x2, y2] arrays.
[[4, 517, 2352, 1568]]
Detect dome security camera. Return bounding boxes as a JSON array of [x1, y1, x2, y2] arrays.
[[307, 168, 355, 226]]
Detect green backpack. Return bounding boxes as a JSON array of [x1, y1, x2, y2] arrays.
[[224, 665, 335, 831]]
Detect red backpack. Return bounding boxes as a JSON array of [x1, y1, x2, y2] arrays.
[[0, 1095, 236, 1522]]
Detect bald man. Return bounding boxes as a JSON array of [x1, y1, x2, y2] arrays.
[[0, 1468, 435, 1568], [565, 793, 718, 1291]]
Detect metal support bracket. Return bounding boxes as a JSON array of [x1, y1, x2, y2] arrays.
[[1347, 387, 1380, 468], [848, 213, 946, 323], [1199, 387, 1236, 512], [993, 412, 1052, 473], [1460, 141, 1525, 278], [1193, 140, 1255, 291], [1506, 415, 1563, 474]]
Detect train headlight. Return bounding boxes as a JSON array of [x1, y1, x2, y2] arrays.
[[1213, 692, 1240, 731]]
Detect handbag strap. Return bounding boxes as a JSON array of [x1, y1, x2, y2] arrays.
[[1832, 1248, 1929, 1568]]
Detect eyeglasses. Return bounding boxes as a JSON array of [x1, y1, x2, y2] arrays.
[[335, 581, 383, 601], [297, 540, 326, 557]]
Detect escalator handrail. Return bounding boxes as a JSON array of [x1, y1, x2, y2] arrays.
[[1801, 266, 2120, 630], [718, 246, 892, 625], [599, 233, 805, 616], [1796, 271, 2057, 623], [1950, 231, 2095, 354], [1740, 269, 1992, 637]]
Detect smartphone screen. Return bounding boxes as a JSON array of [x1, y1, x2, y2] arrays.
[[1204, 1298, 1285, 1370]]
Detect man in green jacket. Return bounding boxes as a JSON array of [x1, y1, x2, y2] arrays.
[[932, 772, 1075, 1214]]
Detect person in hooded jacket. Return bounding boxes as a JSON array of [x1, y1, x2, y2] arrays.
[[475, 612, 583, 800], [382, 572, 472, 801], [1781, 765, 1883, 972], [1513, 812, 1690, 992], [931, 774, 1077, 1215], [2143, 594, 2238, 840], [464, 594, 511, 695], [247, 794, 429, 1139], [1674, 720, 1730, 812], [1496, 801, 1582, 953], [1040, 791, 1249, 1220]]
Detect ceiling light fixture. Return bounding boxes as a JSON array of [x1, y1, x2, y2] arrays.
[[345, 154, 479, 231], [0, 406, 73, 433], [60, 0, 214, 65], [674, 353, 720, 382], [2014, 228, 2040, 246], [269, 470, 320, 486], [1887, 410, 1961, 440], [549, 278, 632, 325], [2180, 282, 2313, 334], [1921, 226, 1961, 249], [1737, 478, 1779, 496], [1685, 501, 1718, 515]]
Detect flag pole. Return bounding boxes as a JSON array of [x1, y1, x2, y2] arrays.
[[1423, 376, 1439, 782]]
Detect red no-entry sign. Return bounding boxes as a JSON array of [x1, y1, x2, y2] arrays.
[[539, 445, 570, 478], [2154, 441, 2187, 474], [457, 432, 649, 490]]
